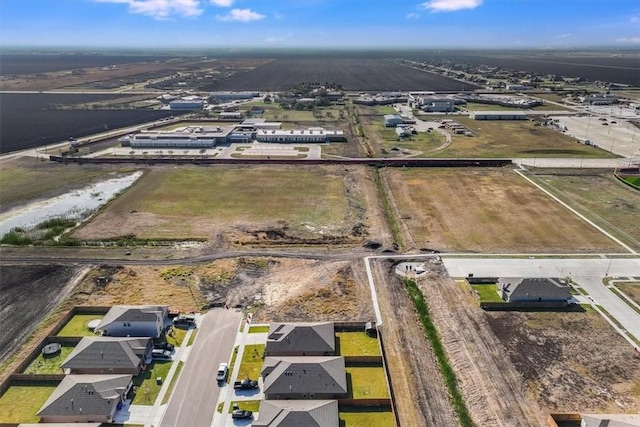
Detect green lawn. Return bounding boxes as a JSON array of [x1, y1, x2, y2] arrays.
[[0, 384, 56, 423], [166, 327, 187, 347], [237, 344, 265, 381], [227, 345, 240, 384], [229, 400, 261, 413], [162, 361, 184, 404], [336, 332, 381, 356], [56, 314, 104, 337], [369, 122, 445, 157], [623, 176, 640, 187], [345, 367, 389, 399], [472, 284, 504, 302], [23, 345, 75, 374], [131, 360, 173, 405], [340, 411, 396, 427], [248, 325, 270, 333], [187, 329, 199, 346]]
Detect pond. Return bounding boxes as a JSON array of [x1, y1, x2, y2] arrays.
[[0, 171, 143, 236]]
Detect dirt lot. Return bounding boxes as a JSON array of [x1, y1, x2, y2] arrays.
[[534, 170, 640, 252], [617, 282, 640, 306], [373, 258, 546, 426], [0, 264, 82, 364], [71, 165, 390, 248], [485, 308, 640, 413], [383, 167, 623, 253]]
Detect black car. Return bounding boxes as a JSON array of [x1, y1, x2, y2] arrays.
[[172, 315, 196, 328], [231, 409, 253, 419], [154, 341, 175, 352]]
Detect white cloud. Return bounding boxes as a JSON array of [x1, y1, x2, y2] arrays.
[[631, 16, 639, 24], [406, 12, 421, 19], [210, 0, 233, 6], [421, 0, 482, 12], [616, 37, 640, 44], [216, 8, 265, 22], [95, 0, 202, 19]]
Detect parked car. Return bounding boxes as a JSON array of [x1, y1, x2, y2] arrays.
[[231, 409, 253, 419], [154, 341, 175, 352], [216, 363, 228, 382], [173, 315, 196, 328], [233, 378, 259, 390], [151, 349, 172, 361]]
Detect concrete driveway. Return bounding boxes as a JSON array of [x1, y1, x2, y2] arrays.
[[159, 309, 242, 427], [442, 257, 640, 341]]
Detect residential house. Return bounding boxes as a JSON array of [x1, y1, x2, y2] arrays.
[[95, 305, 168, 338], [253, 400, 339, 427], [61, 337, 153, 375], [266, 322, 335, 356], [261, 356, 347, 400], [499, 278, 571, 303], [37, 374, 132, 424]]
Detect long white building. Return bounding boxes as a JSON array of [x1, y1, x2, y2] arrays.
[[256, 128, 344, 143]]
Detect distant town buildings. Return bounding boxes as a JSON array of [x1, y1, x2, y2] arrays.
[[470, 111, 527, 120]]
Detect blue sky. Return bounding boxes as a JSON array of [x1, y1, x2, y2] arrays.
[[1, 0, 639, 48]]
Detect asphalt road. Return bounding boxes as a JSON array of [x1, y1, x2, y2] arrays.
[[159, 309, 242, 427]]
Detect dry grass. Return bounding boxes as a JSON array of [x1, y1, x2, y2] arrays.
[[536, 171, 640, 251], [72, 165, 350, 240], [617, 282, 640, 306], [0, 384, 56, 423], [384, 168, 621, 253]]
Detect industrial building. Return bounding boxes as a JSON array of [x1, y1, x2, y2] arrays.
[[384, 114, 404, 127], [169, 99, 204, 110], [120, 127, 232, 148], [256, 128, 345, 143], [420, 97, 456, 113], [470, 111, 527, 120], [209, 91, 259, 101]]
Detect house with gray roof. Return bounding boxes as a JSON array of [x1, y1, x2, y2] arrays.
[[96, 305, 168, 338], [499, 278, 570, 304], [581, 413, 640, 427], [37, 374, 132, 424], [261, 356, 347, 400], [253, 400, 339, 427], [61, 337, 153, 375], [266, 323, 335, 356]]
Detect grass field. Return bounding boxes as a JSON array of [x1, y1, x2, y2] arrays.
[[72, 166, 349, 240], [0, 384, 56, 423], [243, 101, 344, 123], [228, 400, 261, 413], [131, 360, 172, 405], [248, 325, 269, 333], [346, 367, 389, 399], [617, 282, 640, 306], [23, 344, 75, 374], [56, 314, 104, 337], [384, 168, 622, 252], [162, 361, 184, 404], [0, 158, 129, 209], [237, 344, 265, 381], [336, 332, 381, 356], [472, 284, 503, 302], [340, 411, 396, 427], [371, 122, 445, 156], [537, 172, 640, 251], [428, 116, 617, 158], [622, 176, 640, 187]]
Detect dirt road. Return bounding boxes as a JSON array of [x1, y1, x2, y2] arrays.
[[371, 259, 459, 426], [417, 267, 547, 426]]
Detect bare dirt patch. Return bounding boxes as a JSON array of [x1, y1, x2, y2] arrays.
[[384, 167, 622, 253], [617, 282, 640, 306], [485, 308, 640, 413]]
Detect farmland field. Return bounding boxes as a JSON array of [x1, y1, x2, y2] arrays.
[[415, 51, 640, 86], [0, 265, 79, 364], [71, 165, 371, 242], [205, 58, 477, 91], [384, 168, 623, 253], [0, 93, 182, 154]]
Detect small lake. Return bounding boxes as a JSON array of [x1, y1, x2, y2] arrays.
[[0, 171, 143, 236]]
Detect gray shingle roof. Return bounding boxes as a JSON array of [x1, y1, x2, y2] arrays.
[[253, 400, 339, 427], [37, 374, 132, 418], [266, 323, 335, 355], [499, 277, 570, 302], [262, 356, 347, 397], [61, 337, 151, 372], [96, 305, 167, 331]]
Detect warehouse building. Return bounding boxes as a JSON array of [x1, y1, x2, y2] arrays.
[[209, 91, 259, 101], [169, 99, 204, 110], [256, 128, 345, 143], [120, 126, 232, 148], [384, 114, 404, 127], [470, 111, 527, 120]]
